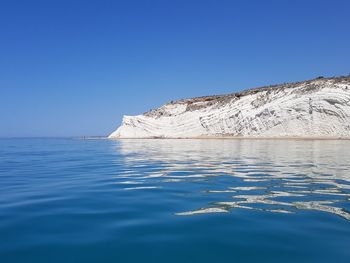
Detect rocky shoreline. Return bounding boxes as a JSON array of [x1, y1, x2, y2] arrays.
[[109, 76, 350, 139]]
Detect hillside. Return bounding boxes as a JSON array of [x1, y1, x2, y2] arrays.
[[109, 76, 350, 138]]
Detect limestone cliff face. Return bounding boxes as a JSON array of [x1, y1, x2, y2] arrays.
[[109, 77, 350, 138]]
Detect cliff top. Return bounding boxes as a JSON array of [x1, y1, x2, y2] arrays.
[[144, 75, 350, 116]]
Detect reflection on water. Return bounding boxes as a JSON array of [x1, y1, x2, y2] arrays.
[[115, 139, 350, 220]]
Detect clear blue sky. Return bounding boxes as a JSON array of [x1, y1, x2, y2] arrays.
[[1, 0, 349, 137]]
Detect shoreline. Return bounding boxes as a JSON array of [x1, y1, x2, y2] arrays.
[[105, 136, 350, 140]]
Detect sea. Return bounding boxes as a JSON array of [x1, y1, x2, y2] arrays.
[[0, 138, 349, 262]]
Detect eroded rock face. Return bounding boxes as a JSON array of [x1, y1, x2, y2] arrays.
[[109, 77, 350, 138]]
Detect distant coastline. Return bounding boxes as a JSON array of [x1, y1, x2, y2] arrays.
[[80, 136, 108, 140]]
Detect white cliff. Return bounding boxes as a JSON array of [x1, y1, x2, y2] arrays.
[[109, 77, 350, 138]]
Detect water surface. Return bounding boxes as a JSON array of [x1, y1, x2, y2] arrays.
[[0, 138, 350, 262]]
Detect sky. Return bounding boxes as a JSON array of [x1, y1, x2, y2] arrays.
[[0, 0, 349, 137]]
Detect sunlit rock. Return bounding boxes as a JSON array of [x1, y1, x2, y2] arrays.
[[109, 76, 350, 138]]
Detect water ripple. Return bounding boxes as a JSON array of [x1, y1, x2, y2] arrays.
[[1, 138, 350, 263], [116, 139, 350, 220]]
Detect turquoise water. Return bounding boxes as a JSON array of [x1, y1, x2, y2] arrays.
[[1, 138, 350, 262]]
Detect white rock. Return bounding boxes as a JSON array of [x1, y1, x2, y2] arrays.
[[109, 77, 350, 138]]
